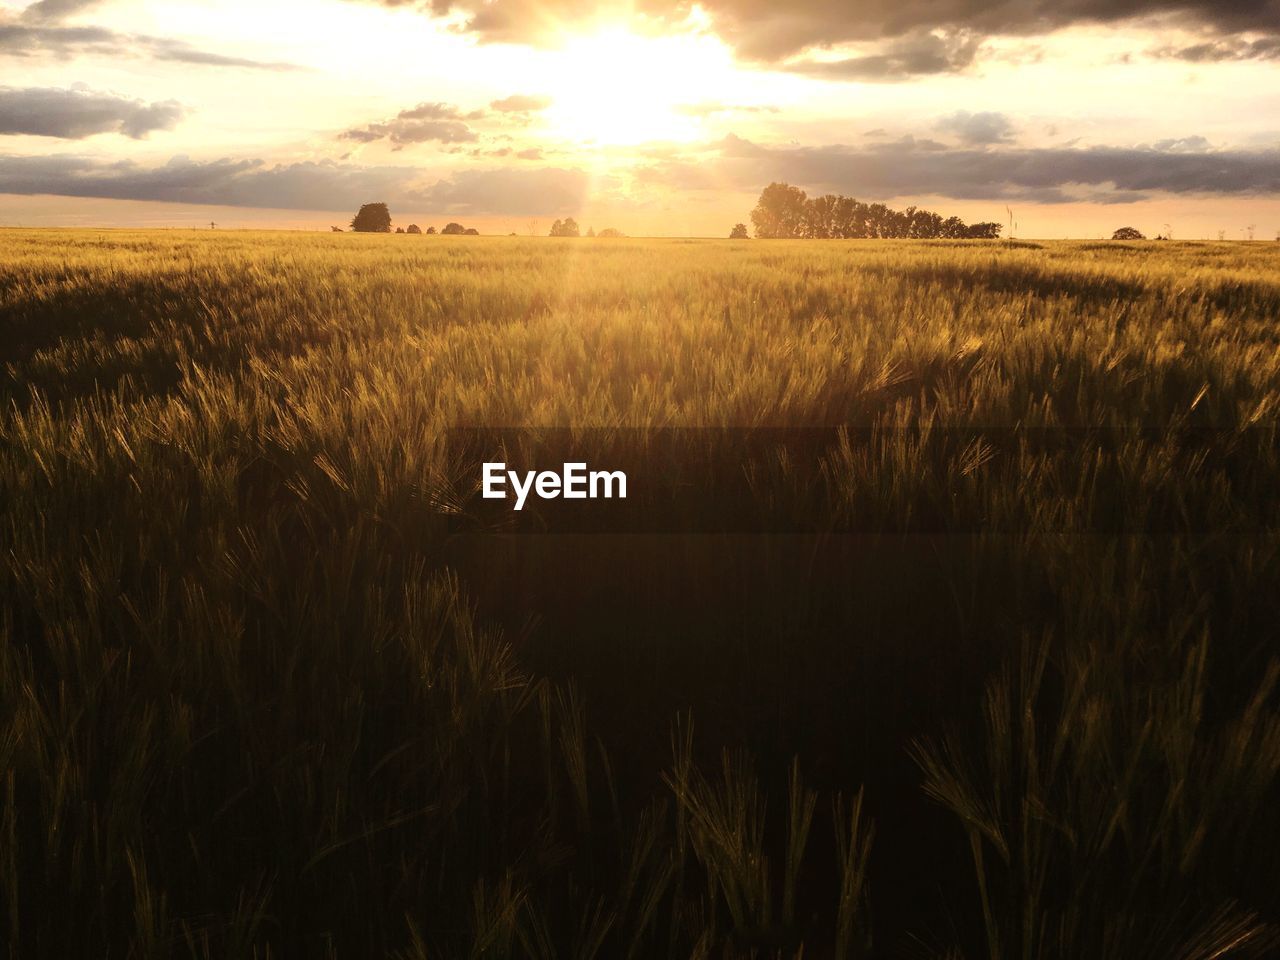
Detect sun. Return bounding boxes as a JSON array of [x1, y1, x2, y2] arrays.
[[541, 26, 731, 146]]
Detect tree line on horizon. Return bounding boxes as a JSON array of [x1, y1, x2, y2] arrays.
[[341, 193, 1007, 241], [342, 203, 478, 235], [748, 182, 1003, 240], [342, 204, 632, 239], [549, 218, 625, 238]]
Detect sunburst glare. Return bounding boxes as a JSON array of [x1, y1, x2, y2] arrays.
[[541, 25, 736, 145]]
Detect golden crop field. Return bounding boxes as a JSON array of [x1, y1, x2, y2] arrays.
[[2, 228, 1279, 958]]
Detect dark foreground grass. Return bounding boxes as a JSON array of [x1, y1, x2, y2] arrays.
[[1, 229, 1279, 958]]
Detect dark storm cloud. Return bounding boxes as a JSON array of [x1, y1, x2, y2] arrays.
[[0, 86, 183, 139], [935, 110, 1017, 145], [0, 153, 590, 216], [342, 102, 483, 147], [638, 133, 1280, 203], [351, 0, 1280, 61]]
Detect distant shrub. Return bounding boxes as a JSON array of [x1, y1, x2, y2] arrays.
[[464, 227, 480, 236], [350, 203, 392, 233], [730, 223, 749, 239], [596, 228, 624, 238], [441, 223, 466, 235], [1112, 226, 1146, 241], [406, 224, 422, 235], [550, 218, 581, 238], [425, 226, 437, 235]]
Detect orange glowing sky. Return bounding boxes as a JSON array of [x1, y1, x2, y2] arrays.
[[1, 0, 1279, 237]]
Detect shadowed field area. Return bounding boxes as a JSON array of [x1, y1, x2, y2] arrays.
[[2, 229, 1279, 958]]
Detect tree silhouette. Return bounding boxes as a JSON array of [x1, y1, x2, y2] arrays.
[[730, 223, 749, 239], [395, 227, 405, 234], [596, 228, 624, 238], [965, 222, 1003, 239], [464, 228, 480, 235], [441, 222, 466, 235], [406, 224, 422, 235], [1112, 227, 1146, 240], [550, 218, 581, 237], [350, 203, 392, 233], [586, 226, 596, 238], [749, 183, 1001, 240], [750, 183, 809, 238], [425, 226, 438, 235]]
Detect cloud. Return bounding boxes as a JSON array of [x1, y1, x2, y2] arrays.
[[0, 153, 592, 216], [414, 166, 588, 214], [400, 102, 485, 121], [341, 102, 482, 147], [516, 147, 543, 159], [343, 119, 477, 145], [1150, 35, 1280, 61], [784, 30, 982, 80], [351, 0, 1280, 63], [490, 94, 552, 112], [20, 0, 102, 22], [337, 103, 481, 146], [0, 86, 183, 139], [0, 154, 424, 209], [144, 41, 299, 69], [638, 133, 1280, 203], [711, 0, 1280, 61], [0, 13, 302, 68], [935, 110, 1016, 145], [1150, 135, 1214, 152], [5, 133, 1278, 218]]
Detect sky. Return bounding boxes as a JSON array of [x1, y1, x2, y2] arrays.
[[1, 0, 1279, 237]]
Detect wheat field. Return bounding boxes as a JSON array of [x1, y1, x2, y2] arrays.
[[2, 228, 1279, 958]]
